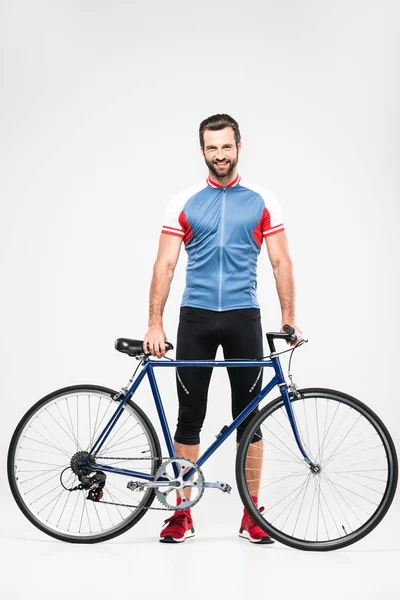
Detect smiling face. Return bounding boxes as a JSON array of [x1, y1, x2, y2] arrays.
[[202, 127, 242, 182]]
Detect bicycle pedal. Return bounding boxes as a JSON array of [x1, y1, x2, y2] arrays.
[[204, 481, 232, 493]]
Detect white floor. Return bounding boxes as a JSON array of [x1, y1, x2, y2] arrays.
[[1, 498, 399, 600]]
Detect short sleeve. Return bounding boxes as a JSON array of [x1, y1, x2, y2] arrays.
[[260, 190, 285, 238], [161, 194, 187, 240]]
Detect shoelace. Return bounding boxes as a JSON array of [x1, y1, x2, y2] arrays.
[[247, 506, 265, 528], [163, 512, 190, 528]]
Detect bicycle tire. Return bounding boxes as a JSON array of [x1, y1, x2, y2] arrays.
[[236, 388, 398, 551], [7, 384, 162, 543]]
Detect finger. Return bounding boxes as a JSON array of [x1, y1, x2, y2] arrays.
[[160, 338, 166, 357]]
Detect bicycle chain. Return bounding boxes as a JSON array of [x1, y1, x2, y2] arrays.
[[92, 456, 191, 511]]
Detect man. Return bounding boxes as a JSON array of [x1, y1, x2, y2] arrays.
[[143, 114, 300, 544]]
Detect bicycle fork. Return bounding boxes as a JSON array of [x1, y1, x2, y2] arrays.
[[273, 357, 320, 473]]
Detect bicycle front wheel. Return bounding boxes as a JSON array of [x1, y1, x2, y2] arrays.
[[8, 385, 161, 543], [236, 388, 398, 551]]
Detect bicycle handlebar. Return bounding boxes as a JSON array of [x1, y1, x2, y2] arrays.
[[266, 325, 300, 354]]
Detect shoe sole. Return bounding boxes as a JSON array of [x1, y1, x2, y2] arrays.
[[239, 529, 275, 544], [159, 528, 195, 543]]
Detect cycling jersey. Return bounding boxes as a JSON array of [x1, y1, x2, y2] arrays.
[[161, 174, 285, 311]]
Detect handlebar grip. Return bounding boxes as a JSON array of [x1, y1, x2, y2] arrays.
[[282, 324, 296, 336]]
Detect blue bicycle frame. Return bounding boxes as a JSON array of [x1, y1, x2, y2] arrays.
[[86, 356, 316, 480]]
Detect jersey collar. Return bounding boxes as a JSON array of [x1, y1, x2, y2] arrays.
[[206, 174, 241, 188]]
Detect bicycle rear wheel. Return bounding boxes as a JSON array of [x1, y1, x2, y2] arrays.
[[8, 385, 161, 543], [236, 388, 398, 551]]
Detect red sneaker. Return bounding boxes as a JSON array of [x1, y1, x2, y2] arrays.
[[239, 505, 275, 544], [159, 509, 195, 543]]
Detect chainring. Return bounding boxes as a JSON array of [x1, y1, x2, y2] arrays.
[[154, 457, 204, 510]]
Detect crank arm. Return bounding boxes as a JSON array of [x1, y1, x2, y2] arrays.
[[128, 479, 180, 490]]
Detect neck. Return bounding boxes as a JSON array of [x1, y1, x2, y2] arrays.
[[208, 168, 239, 188]]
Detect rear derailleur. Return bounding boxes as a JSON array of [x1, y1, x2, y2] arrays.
[[63, 450, 107, 502]]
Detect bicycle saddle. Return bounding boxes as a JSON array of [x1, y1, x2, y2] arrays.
[[115, 338, 174, 357]]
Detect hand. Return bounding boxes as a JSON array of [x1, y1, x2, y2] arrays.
[[281, 323, 303, 347], [143, 325, 168, 358]]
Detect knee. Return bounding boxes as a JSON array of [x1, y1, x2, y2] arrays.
[[175, 406, 204, 445], [174, 424, 201, 445]]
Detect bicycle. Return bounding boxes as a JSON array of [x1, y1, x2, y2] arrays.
[[7, 326, 398, 551]]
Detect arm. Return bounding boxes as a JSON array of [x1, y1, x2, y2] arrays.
[[265, 231, 301, 341], [143, 233, 182, 357]]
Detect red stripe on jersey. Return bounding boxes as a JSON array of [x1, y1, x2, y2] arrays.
[[253, 207, 269, 248], [161, 230, 185, 239], [178, 210, 192, 245], [264, 226, 285, 238], [163, 225, 185, 233], [207, 174, 241, 188]]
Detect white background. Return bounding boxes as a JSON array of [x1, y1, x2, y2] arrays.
[[1, 1, 399, 599]]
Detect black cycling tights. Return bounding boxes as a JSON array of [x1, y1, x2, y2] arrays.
[[174, 306, 264, 445]]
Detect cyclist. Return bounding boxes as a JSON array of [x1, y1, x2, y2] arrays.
[[143, 113, 301, 544]]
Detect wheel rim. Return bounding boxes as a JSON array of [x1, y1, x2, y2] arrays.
[[240, 391, 396, 548], [10, 390, 157, 539]]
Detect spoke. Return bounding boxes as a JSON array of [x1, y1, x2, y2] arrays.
[[100, 431, 145, 454], [89, 396, 103, 449], [332, 471, 385, 494], [321, 472, 372, 519], [291, 472, 312, 537], [272, 475, 313, 526], [88, 395, 92, 451], [318, 403, 349, 458], [18, 459, 66, 468], [265, 480, 309, 514], [319, 482, 342, 538], [107, 480, 141, 504], [76, 397, 79, 452], [88, 400, 114, 451], [56, 489, 73, 527], [322, 415, 363, 470], [104, 487, 128, 520], [19, 464, 67, 484], [316, 476, 330, 541], [36, 487, 64, 514], [20, 446, 66, 457], [345, 454, 388, 468], [91, 499, 103, 530], [100, 413, 133, 454], [54, 403, 80, 449], [261, 424, 304, 463], [23, 471, 62, 495], [29, 422, 70, 457], [47, 487, 65, 521], [315, 398, 321, 467], [254, 470, 306, 488], [45, 408, 80, 451], [83, 492, 92, 533], [304, 478, 318, 539], [316, 398, 329, 463], [323, 433, 379, 465], [332, 470, 387, 483], [67, 491, 80, 531]]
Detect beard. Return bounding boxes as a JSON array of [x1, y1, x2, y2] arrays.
[[204, 153, 239, 179]]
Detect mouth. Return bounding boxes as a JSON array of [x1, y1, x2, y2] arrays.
[[215, 161, 229, 167]]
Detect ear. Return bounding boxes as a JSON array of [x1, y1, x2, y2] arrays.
[[237, 141, 243, 153]]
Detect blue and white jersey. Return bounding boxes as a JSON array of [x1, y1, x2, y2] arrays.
[[161, 174, 285, 312]]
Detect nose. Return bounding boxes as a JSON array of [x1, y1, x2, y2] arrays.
[[215, 148, 225, 160]]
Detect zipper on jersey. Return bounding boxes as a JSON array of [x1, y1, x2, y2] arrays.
[[218, 187, 226, 311]]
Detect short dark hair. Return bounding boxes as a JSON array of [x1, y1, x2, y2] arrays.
[[199, 113, 241, 149]]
